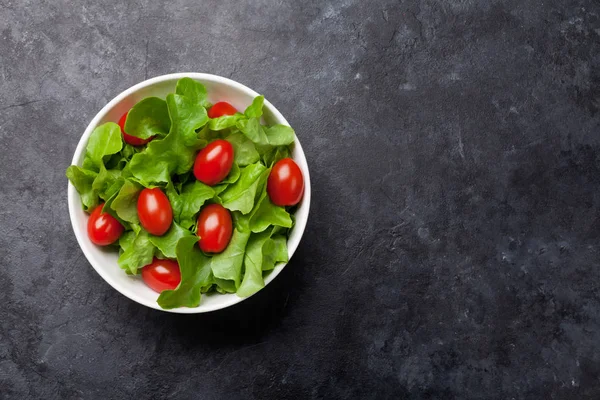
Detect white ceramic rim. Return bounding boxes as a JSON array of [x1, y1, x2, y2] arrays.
[[67, 72, 311, 313]]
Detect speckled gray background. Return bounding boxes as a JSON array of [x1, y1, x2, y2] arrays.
[[1, 0, 600, 399]]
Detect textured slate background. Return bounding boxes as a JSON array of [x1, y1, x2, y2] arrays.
[[1, 0, 600, 399]]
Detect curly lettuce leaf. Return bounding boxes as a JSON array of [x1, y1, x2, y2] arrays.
[[220, 163, 268, 214], [262, 146, 291, 167], [124, 97, 170, 140], [175, 77, 211, 108], [222, 162, 241, 184], [129, 93, 208, 183], [208, 113, 245, 130], [169, 181, 215, 229], [236, 114, 293, 150], [262, 234, 288, 271], [110, 179, 143, 224], [225, 131, 260, 166], [214, 278, 236, 293], [92, 164, 123, 201], [212, 164, 241, 198], [82, 154, 98, 172], [66, 166, 99, 211], [101, 191, 132, 231], [118, 229, 155, 275], [148, 222, 192, 259], [249, 187, 293, 233], [157, 236, 212, 309], [119, 230, 136, 250], [237, 230, 271, 297], [232, 211, 250, 232], [264, 125, 295, 146], [210, 227, 251, 288], [197, 124, 221, 142], [244, 95, 264, 118], [86, 122, 123, 166], [236, 227, 289, 297], [120, 143, 140, 161], [237, 117, 268, 145]]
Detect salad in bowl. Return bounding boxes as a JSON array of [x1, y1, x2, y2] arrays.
[[67, 75, 309, 311]]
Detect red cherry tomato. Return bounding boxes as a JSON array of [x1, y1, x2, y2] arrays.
[[197, 204, 233, 253], [207, 102, 237, 118], [193, 140, 234, 186], [267, 158, 304, 206], [87, 204, 124, 246], [141, 258, 181, 293], [118, 112, 153, 146], [137, 188, 173, 236]]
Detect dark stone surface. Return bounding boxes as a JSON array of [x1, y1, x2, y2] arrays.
[[1, 0, 600, 398]]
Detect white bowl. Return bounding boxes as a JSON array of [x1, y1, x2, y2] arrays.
[[67, 73, 311, 313]]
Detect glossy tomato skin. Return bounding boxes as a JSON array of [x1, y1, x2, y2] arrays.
[[137, 188, 173, 236], [141, 258, 181, 293], [207, 102, 237, 118], [193, 140, 234, 186], [87, 204, 124, 246], [197, 204, 233, 253], [267, 158, 304, 206], [118, 112, 153, 146]]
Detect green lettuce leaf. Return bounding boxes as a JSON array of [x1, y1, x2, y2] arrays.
[[197, 124, 221, 142], [208, 113, 245, 130], [104, 152, 124, 170], [101, 191, 131, 230], [148, 222, 192, 259], [176, 171, 194, 187], [237, 230, 271, 297], [249, 187, 293, 233], [124, 97, 170, 139], [166, 93, 209, 146], [110, 179, 142, 224], [212, 163, 242, 197], [225, 131, 260, 166], [210, 227, 251, 288], [129, 93, 208, 183], [66, 166, 99, 211], [92, 164, 123, 201], [170, 181, 215, 229], [118, 229, 155, 274], [87, 122, 123, 166], [119, 230, 136, 251], [214, 278, 236, 293], [237, 117, 268, 145], [262, 146, 291, 167], [264, 124, 295, 146], [175, 77, 211, 108], [244, 95, 264, 118], [120, 143, 140, 161], [262, 234, 288, 271], [232, 211, 251, 232], [82, 154, 98, 172], [220, 163, 268, 214], [222, 162, 241, 184], [157, 236, 212, 309]]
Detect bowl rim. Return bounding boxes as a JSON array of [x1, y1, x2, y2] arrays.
[[67, 72, 311, 313]]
